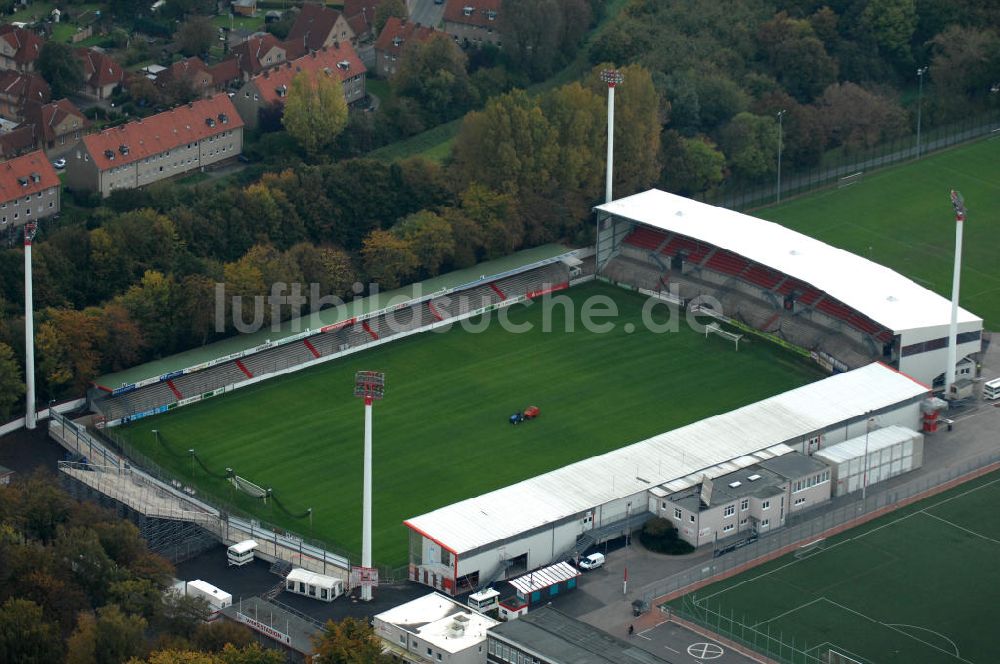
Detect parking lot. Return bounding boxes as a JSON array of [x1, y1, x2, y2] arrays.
[[633, 618, 764, 664]]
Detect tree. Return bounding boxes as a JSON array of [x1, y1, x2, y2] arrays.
[[311, 617, 393, 664], [930, 26, 1000, 107], [861, 0, 917, 67], [659, 131, 725, 196], [175, 16, 215, 57], [283, 70, 349, 158], [755, 13, 838, 102], [0, 341, 23, 420], [109, 578, 163, 621], [38, 42, 84, 99], [0, 597, 63, 664], [374, 0, 406, 34], [817, 82, 908, 152], [218, 643, 284, 664], [361, 230, 417, 290], [718, 112, 778, 180], [540, 82, 605, 204], [459, 185, 520, 259], [391, 35, 475, 126], [67, 606, 147, 664], [501, 0, 590, 81], [394, 211, 455, 277], [191, 620, 253, 652]]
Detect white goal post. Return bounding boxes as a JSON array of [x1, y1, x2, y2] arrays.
[[705, 322, 743, 351], [838, 171, 863, 189], [230, 474, 268, 501]]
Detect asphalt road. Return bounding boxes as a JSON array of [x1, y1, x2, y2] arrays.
[[409, 0, 446, 28]]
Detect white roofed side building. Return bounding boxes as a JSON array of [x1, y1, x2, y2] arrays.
[[404, 363, 930, 595], [594, 189, 983, 389], [373, 592, 498, 664]]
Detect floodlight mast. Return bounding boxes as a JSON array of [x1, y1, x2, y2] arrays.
[[23, 222, 37, 430], [354, 371, 384, 601], [601, 69, 624, 204], [945, 191, 965, 397]]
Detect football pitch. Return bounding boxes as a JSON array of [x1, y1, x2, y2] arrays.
[[759, 138, 1000, 328], [117, 282, 823, 567], [670, 470, 1000, 664]]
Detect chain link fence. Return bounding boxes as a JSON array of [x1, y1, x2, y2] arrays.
[[696, 108, 1000, 212], [639, 447, 1000, 609]]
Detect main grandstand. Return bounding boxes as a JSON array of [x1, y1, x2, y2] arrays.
[[595, 189, 983, 388]]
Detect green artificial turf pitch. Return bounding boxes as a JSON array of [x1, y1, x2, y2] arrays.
[[118, 282, 823, 567], [670, 470, 1000, 664], [758, 138, 1000, 329]]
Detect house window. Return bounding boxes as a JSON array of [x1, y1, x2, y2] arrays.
[[673, 508, 681, 520], [740, 517, 747, 525], [723, 524, 734, 533], [762, 500, 770, 510], [740, 498, 749, 511], [795, 497, 806, 506], [399, 635, 405, 644], [723, 505, 735, 518], [761, 519, 770, 528], [689, 515, 695, 523], [426, 647, 432, 656]]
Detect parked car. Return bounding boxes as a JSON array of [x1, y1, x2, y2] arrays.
[[578, 552, 605, 570], [52, 158, 66, 169]]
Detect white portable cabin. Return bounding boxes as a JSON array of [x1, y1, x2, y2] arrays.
[[467, 588, 500, 613], [813, 425, 924, 497], [227, 540, 258, 566], [185, 580, 232, 621], [285, 568, 343, 602]]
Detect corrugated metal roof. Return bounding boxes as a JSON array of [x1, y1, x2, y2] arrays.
[[595, 189, 982, 333], [404, 363, 927, 554], [508, 562, 579, 595], [813, 425, 921, 465]]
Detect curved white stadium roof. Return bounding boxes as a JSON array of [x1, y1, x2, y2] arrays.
[[404, 363, 928, 555], [595, 189, 980, 333]]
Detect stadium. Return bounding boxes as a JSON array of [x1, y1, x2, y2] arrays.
[[87, 187, 982, 595]]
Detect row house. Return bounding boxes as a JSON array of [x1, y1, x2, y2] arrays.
[[443, 0, 501, 47], [0, 150, 60, 231], [0, 71, 50, 122], [22, 98, 89, 156], [78, 48, 125, 100], [232, 43, 367, 130], [65, 94, 244, 197], [374, 17, 438, 78], [0, 25, 43, 72]]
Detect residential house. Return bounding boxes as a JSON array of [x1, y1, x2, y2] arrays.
[[65, 94, 244, 197], [286, 4, 355, 53], [229, 33, 288, 81], [156, 57, 215, 97], [0, 124, 39, 158], [0, 25, 44, 72], [343, 0, 381, 42], [208, 59, 242, 92], [373, 17, 437, 78], [232, 42, 366, 129], [22, 98, 89, 156], [0, 71, 50, 122], [374, 592, 497, 664], [443, 0, 501, 47], [0, 150, 61, 231], [78, 49, 125, 100]]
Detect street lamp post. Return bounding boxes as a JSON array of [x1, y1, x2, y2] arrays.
[[916, 67, 928, 158], [776, 110, 786, 204]]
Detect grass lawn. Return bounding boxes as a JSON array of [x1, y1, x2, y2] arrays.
[[757, 139, 1000, 328], [211, 13, 267, 32], [117, 282, 822, 567], [669, 470, 1000, 664]]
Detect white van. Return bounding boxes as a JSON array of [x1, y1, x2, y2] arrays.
[[578, 553, 605, 570]]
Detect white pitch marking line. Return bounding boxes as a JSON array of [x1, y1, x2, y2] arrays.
[[886, 623, 962, 658], [920, 510, 1000, 545], [751, 597, 825, 628]]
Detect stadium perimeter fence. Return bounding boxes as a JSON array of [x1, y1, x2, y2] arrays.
[[94, 423, 410, 584], [639, 445, 1000, 663], [695, 108, 1000, 212]]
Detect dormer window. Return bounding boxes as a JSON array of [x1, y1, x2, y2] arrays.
[[337, 60, 350, 70], [487, 10, 496, 20], [17, 177, 27, 187], [392, 36, 402, 47], [104, 149, 115, 160], [218, 113, 228, 124], [276, 85, 287, 97], [206, 117, 216, 127], [463, 6, 473, 16], [119, 145, 129, 155]]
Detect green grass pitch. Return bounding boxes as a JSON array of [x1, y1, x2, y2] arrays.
[[670, 470, 1000, 664], [758, 138, 1000, 328], [117, 282, 823, 567]]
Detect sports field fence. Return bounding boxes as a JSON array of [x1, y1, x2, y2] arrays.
[[639, 445, 1000, 613], [695, 108, 1000, 212]]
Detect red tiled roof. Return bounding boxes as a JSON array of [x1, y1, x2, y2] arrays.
[[443, 0, 500, 28], [81, 94, 244, 172], [374, 17, 438, 56], [77, 49, 125, 88], [251, 43, 366, 106], [158, 57, 210, 83], [0, 71, 50, 106], [287, 4, 342, 52], [208, 58, 242, 87], [231, 33, 285, 75], [22, 98, 89, 144], [0, 150, 58, 202], [0, 125, 38, 158], [0, 25, 44, 65]]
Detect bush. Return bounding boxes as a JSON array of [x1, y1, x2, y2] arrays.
[[639, 517, 695, 555]]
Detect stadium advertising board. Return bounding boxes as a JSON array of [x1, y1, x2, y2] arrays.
[[235, 612, 293, 647]]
